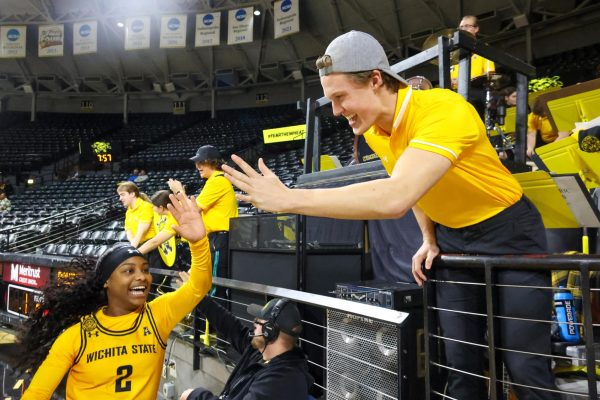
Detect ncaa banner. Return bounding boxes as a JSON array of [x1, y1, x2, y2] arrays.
[[39, 24, 64, 57], [160, 15, 187, 48], [274, 0, 299, 39], [195, 12, 220, 47], [73, 21, 97, 55], [0, 26, 26, 58], [125, 16, 151, 50], [227, 7, 253, 45]]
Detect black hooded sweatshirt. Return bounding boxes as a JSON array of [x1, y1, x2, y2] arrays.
[[186, 297, 314, 400]]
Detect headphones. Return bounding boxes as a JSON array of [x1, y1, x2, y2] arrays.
[[261, 298, 290, 343]]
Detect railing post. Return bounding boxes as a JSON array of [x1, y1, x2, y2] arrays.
[[484, 261, 500, 400], [579, 262, 598, 398]]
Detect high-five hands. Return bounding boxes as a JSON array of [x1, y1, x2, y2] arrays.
[[222, 155, 290, 213]]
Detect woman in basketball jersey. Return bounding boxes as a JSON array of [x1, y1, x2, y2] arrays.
[[20, 193, 212, 400]]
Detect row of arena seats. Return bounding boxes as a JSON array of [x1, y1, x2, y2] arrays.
[[0, 112, 122, 172], [42, 242, 112, 258], [8, 169, 200, 213], [77, 229, 127, 244], [120, 105, 302, 171]]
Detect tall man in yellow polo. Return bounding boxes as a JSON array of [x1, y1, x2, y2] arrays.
[[169, 145, 238, 304]]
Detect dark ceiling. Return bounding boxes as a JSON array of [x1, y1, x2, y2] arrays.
[[0, 0, 599, 98]]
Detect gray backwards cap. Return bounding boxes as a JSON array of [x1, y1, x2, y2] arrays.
[[318, 30, 407, 85]]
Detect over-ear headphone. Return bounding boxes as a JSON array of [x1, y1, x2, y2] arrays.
[[261, 298, 289, 342]]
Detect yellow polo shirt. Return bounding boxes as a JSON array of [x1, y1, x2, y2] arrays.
[[125, 198, 156, 243], [364, 87, 522, 228], [450, 54, 495, 81], [528, 113, 557, 143], [196, 171, 238, 233]]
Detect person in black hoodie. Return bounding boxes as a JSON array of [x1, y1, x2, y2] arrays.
[[180, 297, 314, 400]]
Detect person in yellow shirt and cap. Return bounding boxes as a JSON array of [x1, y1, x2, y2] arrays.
[[222, 30, 558, 400]]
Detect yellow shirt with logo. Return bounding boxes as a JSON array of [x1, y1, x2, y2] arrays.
[[364, 87, 522, 228], [528, 113, 557, 143], [124, 198, 156, 243], [195, 171, 238, 233], [22, 238, 211, 400]]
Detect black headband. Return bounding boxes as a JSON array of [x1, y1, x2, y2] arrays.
[[95, 244, 145, 284]]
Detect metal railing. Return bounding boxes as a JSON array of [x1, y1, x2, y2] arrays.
[[426, 253, 600, 400], [148, 270, 415, 400]]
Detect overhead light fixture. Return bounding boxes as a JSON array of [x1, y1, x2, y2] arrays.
[[254, 9, 261, 16], [164, 82, 176, 93], [513, 14, 529, 28], [23, 83, 33, 93], [117, 21, 125, 28], [26, 178, 34, 185], [152, 83, 162, 93]]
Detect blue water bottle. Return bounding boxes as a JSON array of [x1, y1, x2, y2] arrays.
[[554, 286, 580, 342]]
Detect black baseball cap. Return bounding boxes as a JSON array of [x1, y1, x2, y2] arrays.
[[247, 298, 303, 337], [190, 145, 222, 163]]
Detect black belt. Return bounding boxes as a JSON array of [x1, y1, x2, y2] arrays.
[[208, 231, 229, 237]]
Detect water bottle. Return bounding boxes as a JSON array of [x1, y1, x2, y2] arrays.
[[554, 286, 580, 342]]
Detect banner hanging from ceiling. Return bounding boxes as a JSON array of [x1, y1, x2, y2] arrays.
[[73, 21, 97, 55], [195, 12, 221, 47], [274, 0, 299, 39], [227, 7, 253, 45], [160, 14, 187, 48], [125, 16, 151, 50], [39, 24, 64, 57], [0, 26, 26, 58]]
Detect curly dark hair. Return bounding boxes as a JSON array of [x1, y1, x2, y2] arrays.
[[17, 257, 107, 372]]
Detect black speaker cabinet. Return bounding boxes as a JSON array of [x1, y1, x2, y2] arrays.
[[327, 282, 425, 400]]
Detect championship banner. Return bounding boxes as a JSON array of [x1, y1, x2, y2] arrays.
[[227, 7, 253, 45], [263, 124, 306, 144], [274, 0, 299, 39], [0, 26, 26, 58], [195, 12, 220, 47], [160, 15, 187, 48], [125, 16, 151, 50], [38, 24, 64, 57], [73, 21, 97, 55]]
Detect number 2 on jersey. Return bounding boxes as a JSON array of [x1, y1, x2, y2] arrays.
[[115, 365, 133, 392]]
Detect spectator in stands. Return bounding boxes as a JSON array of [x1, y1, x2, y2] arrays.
[[134, 169, 149, 183], [19, 194, 212, 400], [138, 190, 179, 293], [527, 97, 570, 157], [168, 145, 238, 305], [179, 297, 314, 400], [0, 191, 11, 212], [66, 165, 80, 181], [128, 168, 139, 182], [502, 86, 517, 107], [117, 181, 156, 248], [117, 181, 166, 293], [223, 31, 558, 400], [450, 15, 496, 117]]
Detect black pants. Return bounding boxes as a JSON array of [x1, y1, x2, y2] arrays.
[[208, 231, 229, 300], [434, 196, 559, 400]]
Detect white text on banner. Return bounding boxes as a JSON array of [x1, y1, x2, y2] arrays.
[[195, 12, 221, 47], [274, 0, 299, 39], [227, 7, 253, 45]]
